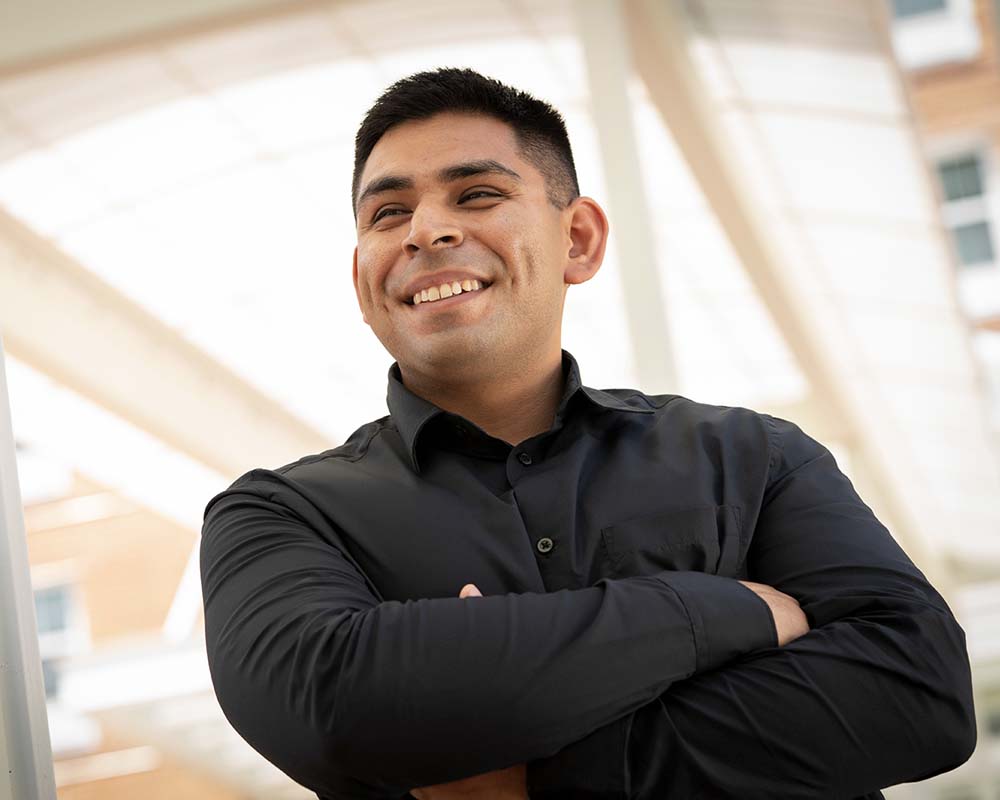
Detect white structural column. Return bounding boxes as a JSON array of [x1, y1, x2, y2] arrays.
[[0, 208, 330, 480], [574, 0, 678, 393], [0, 335, 56, 800]]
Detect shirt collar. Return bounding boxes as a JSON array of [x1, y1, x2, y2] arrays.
[[386, 349, 654, 473]]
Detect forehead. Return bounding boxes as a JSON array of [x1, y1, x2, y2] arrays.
[[359, 112, 528, 186]]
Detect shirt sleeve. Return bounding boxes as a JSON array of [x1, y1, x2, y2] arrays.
[[199, 469, 774, 799], [526, 415, 977, 799]]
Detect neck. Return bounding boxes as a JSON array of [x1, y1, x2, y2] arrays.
[[399, 348, 565, 446]]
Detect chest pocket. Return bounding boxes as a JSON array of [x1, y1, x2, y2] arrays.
[[600, 505, 743, 578]]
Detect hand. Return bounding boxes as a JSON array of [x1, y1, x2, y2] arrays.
[[410, 763, 527, 800], [738, 580, 809, 646], [410, 583, 529, 800]]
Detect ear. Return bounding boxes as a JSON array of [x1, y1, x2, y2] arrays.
[[352, 247, 370, 325], [563, 197, 609, 286]]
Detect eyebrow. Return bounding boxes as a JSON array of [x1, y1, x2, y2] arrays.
[[356, 159, 522, 212]]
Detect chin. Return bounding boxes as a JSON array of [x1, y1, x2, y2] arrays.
[[408, 340, 498, 374]]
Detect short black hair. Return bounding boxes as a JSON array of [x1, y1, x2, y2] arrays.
[[352, 68, 580, 216]]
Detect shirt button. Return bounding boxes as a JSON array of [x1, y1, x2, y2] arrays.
[[517, 452, 533, 465], [536, 537, 554, 554]]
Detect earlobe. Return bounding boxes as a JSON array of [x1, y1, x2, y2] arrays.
[[564, 197, 610, 286], [352, 247, 370, 325]]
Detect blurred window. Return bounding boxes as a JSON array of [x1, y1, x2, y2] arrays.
[[889, 0, 980, 70], [984, 685, 1000, 737], [940, 155, 984, 201], [892, 0, 947, 17], [989, 706, 1000, 737], [32, 581, 84, 701], [34, 584, 69, 635], [954, 221, 995, 264], [937, 152, 997, 268], [40, 658, 61, 699]]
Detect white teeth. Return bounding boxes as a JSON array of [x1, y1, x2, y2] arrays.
[[412, 279, 487, 305]]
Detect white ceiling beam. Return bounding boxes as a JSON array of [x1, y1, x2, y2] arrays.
[[0, 207, 330, 481], [0, 0, 309, 76]]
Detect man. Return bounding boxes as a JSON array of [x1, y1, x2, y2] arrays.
[[200, 68, 976, 799]]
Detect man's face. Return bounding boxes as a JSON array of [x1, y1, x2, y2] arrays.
[[352, 112, 573, 381]]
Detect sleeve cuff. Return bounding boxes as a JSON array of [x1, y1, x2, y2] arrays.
[[655, 571, 778, 673], [526, 573, 773, 796]]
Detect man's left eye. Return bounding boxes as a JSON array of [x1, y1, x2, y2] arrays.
[[459, 191, 501, 203]]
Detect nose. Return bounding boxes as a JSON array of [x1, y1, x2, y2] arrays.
[[401, 206, 463, 256]]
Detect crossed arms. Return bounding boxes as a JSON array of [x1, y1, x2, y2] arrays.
[[199, 417, 976, 799]]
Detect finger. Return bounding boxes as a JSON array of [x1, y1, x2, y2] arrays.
[[460, 583, 483, 598]]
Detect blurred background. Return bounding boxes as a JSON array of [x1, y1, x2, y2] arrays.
[[1, 0, 999, 797]]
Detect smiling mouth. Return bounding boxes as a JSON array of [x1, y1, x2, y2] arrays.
[[405, 280, 492, 306]]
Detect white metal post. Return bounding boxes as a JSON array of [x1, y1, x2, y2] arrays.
[[0, 334, 56, 800]]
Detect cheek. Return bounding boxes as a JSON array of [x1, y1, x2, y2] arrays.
[[483, 212, 540, 262], [504, 222, 562, 276], [499, 208, 561, 251], [356, 248, 391, 296]]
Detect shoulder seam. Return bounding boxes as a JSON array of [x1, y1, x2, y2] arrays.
[[274, 419, 386, 474], [645, 394, 683, 410], [762, 413, 782, 479]]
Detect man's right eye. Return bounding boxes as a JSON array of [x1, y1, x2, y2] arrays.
[[373, 207, 409, 223]]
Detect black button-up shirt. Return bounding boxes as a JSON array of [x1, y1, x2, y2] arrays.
[[200, 350, 976, 799]]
